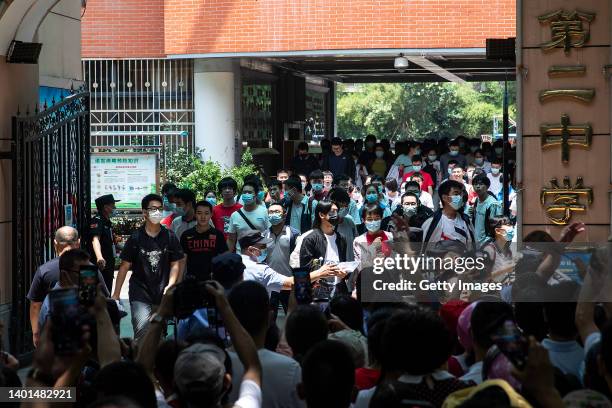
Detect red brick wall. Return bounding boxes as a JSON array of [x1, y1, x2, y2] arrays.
[[82, 0, 515, 58], [82, 0, 165, 58]]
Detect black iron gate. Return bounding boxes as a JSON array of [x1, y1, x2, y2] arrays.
[[10, 91, 90, 354]]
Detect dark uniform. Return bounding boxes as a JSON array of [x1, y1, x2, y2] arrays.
[[90, 194, 119, 291]]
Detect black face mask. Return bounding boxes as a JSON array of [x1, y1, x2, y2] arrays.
[[328, 213, 339, 226]]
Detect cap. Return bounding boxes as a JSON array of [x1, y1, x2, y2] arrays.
[[211, 253, 246, 289], [95, 194, 120, 208], [174, 343, 226, 397], [238, 230, 273, 249]]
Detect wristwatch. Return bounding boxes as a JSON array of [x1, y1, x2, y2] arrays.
[[149, 313, 164, 325], [27, 368, 54, 386]]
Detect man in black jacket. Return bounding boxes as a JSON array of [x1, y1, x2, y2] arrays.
[[321, 138, 355, 180], [290, 200, 347, 268]]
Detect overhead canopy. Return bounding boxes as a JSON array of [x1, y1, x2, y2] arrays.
[[262, 49, 515, 83]]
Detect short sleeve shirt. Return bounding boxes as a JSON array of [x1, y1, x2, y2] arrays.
[[90, 214, 116, 260], [212, 203, 242, 239], [120, 226, 184, 304], [180, 226, 228, 281], [171, 215, 197, 241], [228, 206, 271, 237]]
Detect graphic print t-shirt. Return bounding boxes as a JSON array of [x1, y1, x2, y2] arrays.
[[180, 226, 228, 281], [212, 203, 243, 239], [121, 226, 184, 304]]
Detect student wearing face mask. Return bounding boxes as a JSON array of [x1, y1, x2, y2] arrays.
[[370, 143, 388, 178], [227, 180, 271, 252], [265, 204, 300, 313], [472, 149, 491, 174], [160, 183, 178, 227], [328, 188, 358, 262], [439, 140, 467, 180], [399, 192, 433, 242], [212, 177, 242, 241], [112, 194, 184, 343], [333, 174, 362, 227], [481, 216, 515, 278], [290, 201, 347, 270], [487, 159, 504, 200], [421, 180, 475, 254], [404, 180, 435, 210], [401, 155, 434, 196], [353, 205, 393, 267], [420, 148, 439, 191], [362, 183, 392, 220], [171, 189, 197, 241], [469, 174, 502, 248]]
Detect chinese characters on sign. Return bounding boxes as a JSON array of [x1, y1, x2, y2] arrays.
[[91, 154, 158, 209], [540, 177, 593, 225], [537, 9, 596, 224], [539, 9, 595, 54], [540, 114, 592, 164]]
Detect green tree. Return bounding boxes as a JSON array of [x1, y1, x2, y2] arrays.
[[336, 81, 515, 140]]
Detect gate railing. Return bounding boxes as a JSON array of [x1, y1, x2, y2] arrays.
[[11, 91, 90, 354]]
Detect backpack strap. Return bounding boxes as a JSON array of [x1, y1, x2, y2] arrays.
[[423, 209, 444, 245]]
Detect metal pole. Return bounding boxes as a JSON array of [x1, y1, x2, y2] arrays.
[[502, 72, 510, 215]]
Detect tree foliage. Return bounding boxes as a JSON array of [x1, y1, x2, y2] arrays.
[[162, 148, 259, 200], [336, 81, 516, 140]]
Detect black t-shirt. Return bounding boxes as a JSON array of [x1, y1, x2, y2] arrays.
[[180, 226, 228, 281], [120, 226, 184, 304], [27, 257, 109, 302], [89, 214, 115, 263]]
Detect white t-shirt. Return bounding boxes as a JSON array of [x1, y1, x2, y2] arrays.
[[229, 206, 271, 237], [324, 233, 340, 264], [488, 173, 503, 196], [228, 349, 304, 408], [354, 387, 376, 408], [439, 213, 469, 244], [419, 191, 435, 210], [232, 379, 262, 408], [171, 216, 196, 241], [336, 216, 357, 262]]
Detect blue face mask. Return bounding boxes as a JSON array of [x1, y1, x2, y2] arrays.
[[206, 197, 217, 206], [174, 206, 186, 217], [428, 154, 437, 162], [412, 165, 422, 172], [365, 220, 381, 233], [474, 158, 484, 165], [449, 150, 459, 157], [257, 191, 265, 201], [491, 168, 501, 175], [506, 228, 515, 242], [312, 183, 324, 192], [256, 249, 268, 263], [366, 193, 378, 204], [242, 193, 255, 205], [449, 195, 464, 210], [269, 214, 283, 225]]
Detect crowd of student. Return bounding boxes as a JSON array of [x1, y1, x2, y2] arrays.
[[11, 135, 612, 408]]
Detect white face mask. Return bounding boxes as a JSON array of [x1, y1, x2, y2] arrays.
[[148, 210, 164, 224]]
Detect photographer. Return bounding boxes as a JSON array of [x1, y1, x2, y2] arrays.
[[137, 281, 263, 408]]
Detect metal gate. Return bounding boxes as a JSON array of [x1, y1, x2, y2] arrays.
[[10, 91, 90, 354]]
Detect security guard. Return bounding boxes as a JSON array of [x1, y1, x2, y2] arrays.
[[90, 194, 119, 292]]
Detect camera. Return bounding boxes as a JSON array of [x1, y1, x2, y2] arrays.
[[173, 279, 214, 319]]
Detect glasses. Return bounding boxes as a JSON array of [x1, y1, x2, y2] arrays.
[[147, 206, 163, 211]]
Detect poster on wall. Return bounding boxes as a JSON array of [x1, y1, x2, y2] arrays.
[[91, 153, 158, 209]]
